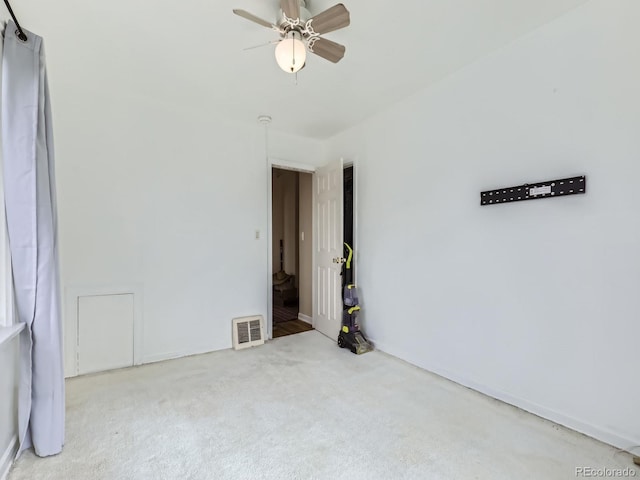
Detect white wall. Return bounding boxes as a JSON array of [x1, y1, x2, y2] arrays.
[[0, 336, 19, 479], [53, 81, 324, 370], [325, 0, 640, 450], [272, 170, 299, 278], [272, 171, 285, 273], [283, 174, 299, 281]]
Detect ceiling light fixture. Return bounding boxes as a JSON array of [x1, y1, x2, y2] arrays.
[[275, 30, 306, 73]]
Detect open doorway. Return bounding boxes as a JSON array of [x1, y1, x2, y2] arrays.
[[271, 168, 314, 338]]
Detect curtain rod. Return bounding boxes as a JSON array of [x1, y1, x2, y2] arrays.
[[3, 0, 27, 41]]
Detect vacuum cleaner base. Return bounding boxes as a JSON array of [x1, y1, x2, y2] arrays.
[[338, 330, 373, 355]]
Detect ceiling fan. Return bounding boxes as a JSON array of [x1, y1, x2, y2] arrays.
[[233, 0, 351, 74]]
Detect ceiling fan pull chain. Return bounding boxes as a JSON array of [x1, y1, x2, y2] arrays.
[[292, 33, 296, 71]]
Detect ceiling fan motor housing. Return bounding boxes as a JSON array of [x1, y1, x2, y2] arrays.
[[279, 2, 312, 31]]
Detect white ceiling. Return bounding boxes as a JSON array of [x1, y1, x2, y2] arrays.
[[10, 0, 589, 139]]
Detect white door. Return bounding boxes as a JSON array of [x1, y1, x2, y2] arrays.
[[313, 158, 343, 340], [78, 294, 134, 375]]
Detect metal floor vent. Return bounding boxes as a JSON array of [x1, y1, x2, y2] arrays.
[[232, 315, 265, 350]]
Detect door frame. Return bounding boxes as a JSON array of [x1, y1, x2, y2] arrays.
[[266, 158, 316, 339], [265, 157, 358, 340]]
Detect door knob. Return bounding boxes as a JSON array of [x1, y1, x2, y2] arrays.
[[333, 257, 347, 264]]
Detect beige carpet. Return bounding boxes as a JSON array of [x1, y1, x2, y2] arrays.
[[9, 331, 637, 479]]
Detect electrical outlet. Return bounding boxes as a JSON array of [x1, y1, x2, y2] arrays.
[[255, 230, 260, 240]]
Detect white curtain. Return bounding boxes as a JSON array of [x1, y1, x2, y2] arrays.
[[2, 20, 64, 457]]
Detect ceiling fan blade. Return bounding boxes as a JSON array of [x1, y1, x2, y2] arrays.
[[309, 37, 346, 64], [233, 9, 276, 29], [307, 4, 350, 35], [280, 0, 301, 20]]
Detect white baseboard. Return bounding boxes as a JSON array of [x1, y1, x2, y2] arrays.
[[142, 344, 230, 365], [0, 435, 18, 480], [298, 313, 313, 325], [65, 344, 233, 378], [435, 366, 638, 451], [368, 336, 639, 452]]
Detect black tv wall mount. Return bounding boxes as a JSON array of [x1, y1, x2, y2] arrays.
[[481, 175, 586, 206]]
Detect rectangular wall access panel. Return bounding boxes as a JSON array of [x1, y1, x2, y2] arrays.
[[78, 294, 134, 375]]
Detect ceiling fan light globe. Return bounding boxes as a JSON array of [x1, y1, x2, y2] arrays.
[[275, 32, 307, 73]]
